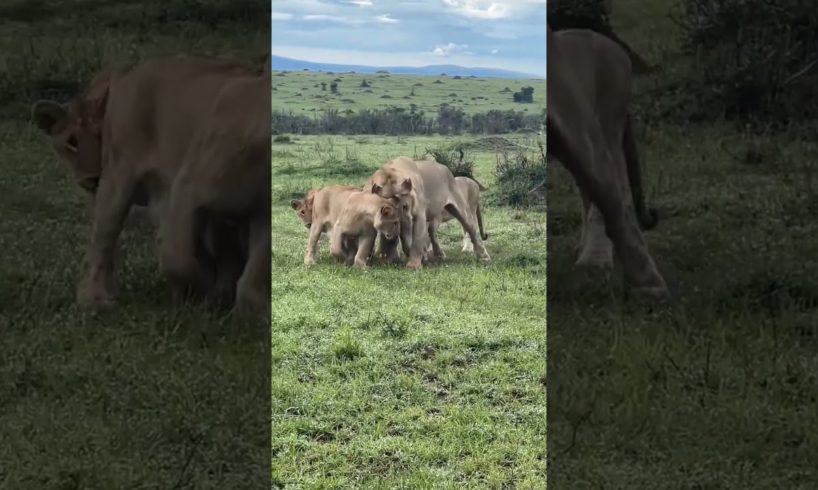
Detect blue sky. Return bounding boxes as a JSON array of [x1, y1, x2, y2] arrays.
[[271, 0, 546, 76]]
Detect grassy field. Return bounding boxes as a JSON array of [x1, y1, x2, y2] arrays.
[[0, 2, 269, 487], [547, 2, 818, 487], [271, 135, 547, 487], [272, 70, 546, 115]]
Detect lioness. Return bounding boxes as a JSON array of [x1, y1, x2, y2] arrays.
[[32, 55, 258, 308], [366, 157, 490, 270], [330, 192, 402, 269], [547, 26, 667, 298], [427, 176, 488, 255], [290, 189, 318, 229], [159, 63, 271, 317], [298, 184, 359, 265]]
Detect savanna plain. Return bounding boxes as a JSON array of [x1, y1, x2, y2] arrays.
[[1, 1, 269, 488], [548, 1, 818, 487], [271, 70, 547, 486]]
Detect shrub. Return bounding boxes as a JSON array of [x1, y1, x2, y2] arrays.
[[424, 146, 474, 178], [493, 143, 546, 206], [671, 0, 818, 123], [513, 86, 534, 103]]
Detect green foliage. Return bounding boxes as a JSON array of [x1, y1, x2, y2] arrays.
[[423, 145, 475, 178], [513, 86, 535, 103], [493, 145, 546, 207], [671, 0, 818, 123]]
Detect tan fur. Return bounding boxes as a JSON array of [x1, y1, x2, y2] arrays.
[[429, 176, 488, 254], [300, 185, 359, 265], [290, 190, 317, 228], [159, 66, 271, 318], [330, 192, 402, 269], [32, 55, 260, 308], [365, 157, 490, 269], [547, 27, 667, 298]]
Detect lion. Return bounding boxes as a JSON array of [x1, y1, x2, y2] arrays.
[[426, 175, 488, 256], [295, 184, 360, 265], [365, 157, 490, 270], [159, 64, 271, 318], [547, 26, 667, 298], [32, 55, 260, 308], [329, 192, 403, 269], [290, 189, 318, 229]]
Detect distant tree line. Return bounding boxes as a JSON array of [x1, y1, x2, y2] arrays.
[[272, 106, 545, 135]]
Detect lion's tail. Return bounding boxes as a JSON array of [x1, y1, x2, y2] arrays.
[[623, 113, 658, 230], [476, 202, 488, 240]]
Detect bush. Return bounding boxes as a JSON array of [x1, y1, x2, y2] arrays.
[[493, 143, 546, 206], [271, 106, 542, 135], [424, 146, 474, 178], [513, 86, 534, 103], [273, 135, 292, 143], [671, 0, 818, 123], [547, 0, 610, 31]]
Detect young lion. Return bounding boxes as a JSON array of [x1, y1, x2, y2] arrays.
[[426, 175, 488, 256], [301, 184, 359, 265], [330, 192, 402, 269], [290, 189, 317, 229]]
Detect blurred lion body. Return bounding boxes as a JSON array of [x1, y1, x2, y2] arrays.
[[159, 64, 272, 317], [33, 55, 263, 307], [547, 26, 667, 297]]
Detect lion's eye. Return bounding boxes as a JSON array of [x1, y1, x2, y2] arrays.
[[66, 135, 78, 151]]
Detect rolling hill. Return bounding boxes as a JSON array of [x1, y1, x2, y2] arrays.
[[271, 55, 544, 80]]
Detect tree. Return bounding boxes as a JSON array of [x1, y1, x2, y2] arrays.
[[513, 86, 534, 103]]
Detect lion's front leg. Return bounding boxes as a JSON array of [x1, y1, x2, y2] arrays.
[[304, 221, 323, 265], [406, 211, 428, 270], [235, 215, 271, 320], [354, 231, 376, 269], [78, 174, 135, 308], [376, 232, 400, 264]]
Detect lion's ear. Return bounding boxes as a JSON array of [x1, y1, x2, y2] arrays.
[[398, 178, 412, 195], [371, 183, 382, 195], [290, 200, 302, 210], [32, 100, 67, 135], [380, 205, 393, 216]]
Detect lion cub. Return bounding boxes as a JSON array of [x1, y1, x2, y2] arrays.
[[290, 189, 317, 229], [330, 192, 402, 268], [298, 184, 359, 265]]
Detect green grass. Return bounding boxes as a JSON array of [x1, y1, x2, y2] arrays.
[[0, 2, 269, 487], [271, 135, 547, 487], [272, 70, 546, 115], [547, 2, 818, 486]]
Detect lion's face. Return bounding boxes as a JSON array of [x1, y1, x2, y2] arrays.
[[290, 197, 313, 228], [370, 172, 413, 200], [387, 195, 413, 232], [32, 99, 105, 194], [375, 203, 401, 241]]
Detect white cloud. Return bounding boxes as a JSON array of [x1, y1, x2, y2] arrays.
[[271, 12, 293, 21], [375, 14, 399, 24], [442, 0, 509, 20], [303, 14, 354, 23], [345, 0, 373, 5], [432, 42, 470, 56], [491, 48, 499, 54]]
